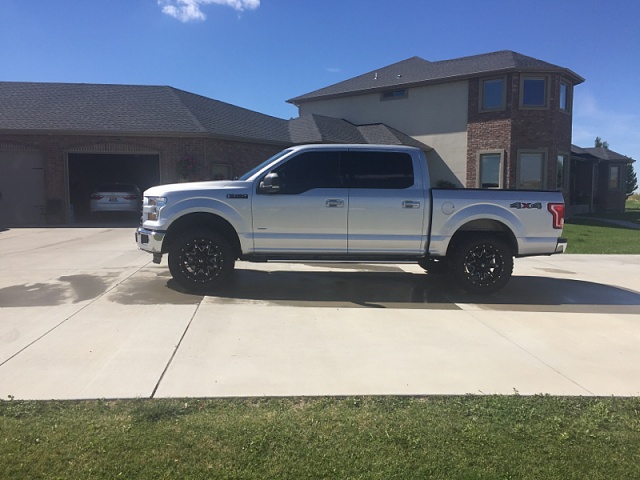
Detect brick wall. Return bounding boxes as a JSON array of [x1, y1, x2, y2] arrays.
[[0, 133, 286, 223], [466, 73, 573, 191]]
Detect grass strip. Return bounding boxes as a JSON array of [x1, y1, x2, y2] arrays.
[[2, 395, 640, 479]]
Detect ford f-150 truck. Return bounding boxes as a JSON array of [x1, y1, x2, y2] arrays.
[[135, 144, 566, 294]]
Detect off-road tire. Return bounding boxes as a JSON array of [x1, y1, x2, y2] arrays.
[[449, 234, 513, 294], [168, 229, 235, 292]]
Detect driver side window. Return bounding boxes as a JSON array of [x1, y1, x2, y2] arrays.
[[271, 151, 342, 194]]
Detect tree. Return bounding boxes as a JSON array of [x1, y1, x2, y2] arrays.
[[595, 137, 610, 149], [627, 163, 638, 197]]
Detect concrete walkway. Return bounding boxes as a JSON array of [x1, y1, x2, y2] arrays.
[[1, 227, 640, 400]]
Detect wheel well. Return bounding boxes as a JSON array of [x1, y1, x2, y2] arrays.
[[163, 213, 241, 257], [447, 219, 517, 256]]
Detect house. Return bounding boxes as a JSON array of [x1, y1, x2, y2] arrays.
[[570, 145, 634, 214], [289, 50, 586, 195], [0, 82, 421, 225]]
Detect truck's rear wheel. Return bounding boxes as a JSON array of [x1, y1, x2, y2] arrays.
[[168, 229, 235, 292], [450, 234, 513, 294]]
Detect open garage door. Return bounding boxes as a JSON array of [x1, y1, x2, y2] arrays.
[[68, 153, 159, 223], [0, 150, 45, 225]]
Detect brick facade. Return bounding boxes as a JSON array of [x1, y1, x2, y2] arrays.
[[0, 133, 285, 223], [467, 73, 573, 192]]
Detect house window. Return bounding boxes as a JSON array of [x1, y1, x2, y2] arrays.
[[609, 165, 621, 189], [556, 154, 568, 189], [521, 76, 547, 108], [478, 152, 502, 188], [559, 82, 571, 112], [381, 89, 407, 101], [517, 151, 545, 189], [211, 164, 232, 180], [481, 77, 505, 110]]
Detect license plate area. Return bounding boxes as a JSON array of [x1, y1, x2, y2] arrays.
[[109, 196, 118, 202]]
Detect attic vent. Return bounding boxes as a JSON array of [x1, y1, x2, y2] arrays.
[[381, 88, 408, 101]]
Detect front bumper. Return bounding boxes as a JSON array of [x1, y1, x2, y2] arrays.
[[135, 227, 166, 254]]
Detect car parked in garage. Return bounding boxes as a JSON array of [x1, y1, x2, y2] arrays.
[[90, 183, 141, 213]]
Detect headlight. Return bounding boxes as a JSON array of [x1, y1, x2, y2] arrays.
[[144, 196, 167, 221]]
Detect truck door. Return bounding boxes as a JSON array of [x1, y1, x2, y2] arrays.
[[345, 151, 426, 254], [252, 150, 348, 254]]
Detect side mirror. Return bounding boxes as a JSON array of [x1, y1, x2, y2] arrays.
[[259, 172, 280, 193]]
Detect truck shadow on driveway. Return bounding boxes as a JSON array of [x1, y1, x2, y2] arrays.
[[165, 267, 640, 314]]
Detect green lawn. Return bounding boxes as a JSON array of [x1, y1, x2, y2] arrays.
[[2, 396, 640, 479], [564, 196, 640, 254]]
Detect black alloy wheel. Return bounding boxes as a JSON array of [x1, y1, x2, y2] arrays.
[[450, 234, 513, 294], [168, 230, 235, 292]]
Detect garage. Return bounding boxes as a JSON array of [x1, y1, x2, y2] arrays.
[[0, 150, 45, 225], [68, 153, 160, 223]]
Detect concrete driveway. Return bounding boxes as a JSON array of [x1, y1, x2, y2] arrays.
[[1, 227, 639, 400]]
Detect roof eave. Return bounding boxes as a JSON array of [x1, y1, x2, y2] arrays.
[[288, 66, 585, 105]]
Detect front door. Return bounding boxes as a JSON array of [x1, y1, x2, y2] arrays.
[[252, 150, 348, 254]]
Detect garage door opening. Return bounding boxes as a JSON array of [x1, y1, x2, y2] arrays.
[[68, 153, 159, 224]]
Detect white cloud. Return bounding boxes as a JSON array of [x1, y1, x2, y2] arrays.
[[159, 0, 259, 22]]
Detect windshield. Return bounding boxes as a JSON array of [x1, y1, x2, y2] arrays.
[[238, 149, 292, 180]]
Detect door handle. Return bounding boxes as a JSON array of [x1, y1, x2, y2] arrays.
[[325, 199, 345, 208], [402, 200, 421, 209]]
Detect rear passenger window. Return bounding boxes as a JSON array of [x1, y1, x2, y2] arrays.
[[345, 151, 414, 189]]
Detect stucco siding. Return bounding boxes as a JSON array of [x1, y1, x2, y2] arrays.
[[299, 81, 469, 185]]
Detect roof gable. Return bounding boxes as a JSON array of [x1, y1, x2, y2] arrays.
[[288, 50, 584, 104]]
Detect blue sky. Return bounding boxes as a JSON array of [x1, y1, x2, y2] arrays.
[[1, 0, 639, 172]]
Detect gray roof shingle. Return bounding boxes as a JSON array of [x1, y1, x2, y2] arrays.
[[288, 50, 584, 104], [571, 145, 634, 162], [0, 82, 429, 149], [288, 114, 429, 149], [0, 82, 290, 143]]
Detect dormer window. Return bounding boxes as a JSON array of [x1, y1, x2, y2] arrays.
[[381, 88, 407, 101]]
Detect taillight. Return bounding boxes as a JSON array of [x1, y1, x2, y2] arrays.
[[548, 203, 565, 229], [123, 195, 139, 200], [91, 194, 104, 200]]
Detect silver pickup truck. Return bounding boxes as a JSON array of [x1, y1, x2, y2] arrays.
[[136, 144, 566, 294]]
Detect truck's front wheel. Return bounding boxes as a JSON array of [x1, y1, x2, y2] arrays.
[[168, 229, 235, 292], [450, 234, 513, 294]]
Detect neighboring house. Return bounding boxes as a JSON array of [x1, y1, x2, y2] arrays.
[[570, 145, 635, 214], [0, 82, 421, 225], [288, 50, 601, 211]]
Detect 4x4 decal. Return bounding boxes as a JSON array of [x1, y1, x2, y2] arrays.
[[510, 202, 542, 209]]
